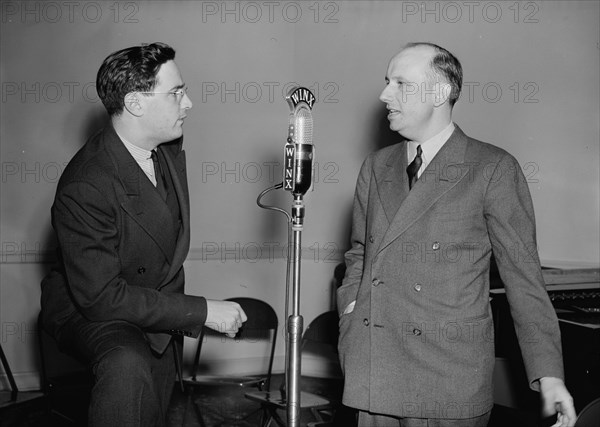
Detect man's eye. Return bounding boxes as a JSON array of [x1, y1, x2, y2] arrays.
[[171, 88, 187, 99]]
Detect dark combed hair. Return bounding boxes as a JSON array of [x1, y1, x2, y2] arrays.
[[96, 42, 176, 116], [405, 42, 463, 106]]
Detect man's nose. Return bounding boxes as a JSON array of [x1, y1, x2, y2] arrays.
[[379, 85, 391, 103], [182, 92, 193, 109]]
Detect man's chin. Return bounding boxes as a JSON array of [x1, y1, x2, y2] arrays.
[[160, 131, 184, 144], [388, 122, 402, 133], [171, 128, 184, 139]]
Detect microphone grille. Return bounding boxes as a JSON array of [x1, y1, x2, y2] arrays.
[[295, 107, 313, 145]]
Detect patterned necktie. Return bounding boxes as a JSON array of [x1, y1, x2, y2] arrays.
[[406, 144, 422, 190], [151, 150, 167, 200]]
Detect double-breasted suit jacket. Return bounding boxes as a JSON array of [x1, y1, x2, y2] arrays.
[[337, 126, 564, 418], [41, 125, 206, 354]]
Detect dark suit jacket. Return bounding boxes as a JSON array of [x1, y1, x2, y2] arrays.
[[337, 126, 564, 418], [41, 125, 206, 354]]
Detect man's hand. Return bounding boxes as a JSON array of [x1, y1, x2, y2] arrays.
[[205, 300, 248, 338], [539, 377, 577, 427]]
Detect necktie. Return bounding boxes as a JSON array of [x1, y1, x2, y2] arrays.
[[406, 144, 422, 190], [151, 150, 167, 200]]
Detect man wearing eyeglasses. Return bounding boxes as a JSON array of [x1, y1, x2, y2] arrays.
[[40, 42, 247, 427]]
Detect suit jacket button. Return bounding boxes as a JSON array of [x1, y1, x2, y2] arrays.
[[372, 279, 380, 287], [363, 318, 370, 326], [414, 283, 422, 292], [137, 267, 146, 274], [432, 242, 440, 250], [413, 328, 422, 336], [369, 235, 375, 243]]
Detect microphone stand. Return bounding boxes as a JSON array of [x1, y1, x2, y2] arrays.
[[258, 86, 315, 426], [286, 194, 305, 427], [256, 185, 305, 427]]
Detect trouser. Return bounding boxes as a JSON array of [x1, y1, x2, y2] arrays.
[[358, 410, 491, 427], [59, 313, 178, 427]]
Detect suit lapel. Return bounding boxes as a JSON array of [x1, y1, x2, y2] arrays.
[[375, 142, 410, 224], [157, 143, 191, 289], [103, 127, 178, 263], [376, 127, 470, 255]]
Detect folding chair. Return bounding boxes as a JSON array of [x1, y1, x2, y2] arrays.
[[182, 297, 278, 425]]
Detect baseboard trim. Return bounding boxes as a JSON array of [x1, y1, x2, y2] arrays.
[[0, 371, 41, 392]]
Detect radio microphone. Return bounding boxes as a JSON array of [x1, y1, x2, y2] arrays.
[[255, 86, 316, 427], [284, 87, 315, 196]]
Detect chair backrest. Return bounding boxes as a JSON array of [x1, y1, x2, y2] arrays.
[[231, 297, 279, 332], [574, 398, 600, 427], [302, 310, 339, 348], [192, 297, 278, 389], [301, 310, 342, 379]]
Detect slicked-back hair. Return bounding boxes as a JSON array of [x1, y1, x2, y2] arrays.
[[96, 42, 176, 116], [405, 42, 463, 106]]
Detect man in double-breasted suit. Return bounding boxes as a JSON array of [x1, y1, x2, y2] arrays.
[[337, 43, 576, 427], [40, 43, 246, 427]]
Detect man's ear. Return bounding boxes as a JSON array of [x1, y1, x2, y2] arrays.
[[124, 92, 143, 117], [434, 82, 452, 107]]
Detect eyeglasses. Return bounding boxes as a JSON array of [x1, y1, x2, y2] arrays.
[[137, 87, 188, 102]]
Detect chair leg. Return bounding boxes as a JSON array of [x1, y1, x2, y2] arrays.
[[311, 407, 326, 422], [261, 406, 286, 427], [190, 331, 204, 381], [0, 343, 19, 401], [171, 340, 184, 393]]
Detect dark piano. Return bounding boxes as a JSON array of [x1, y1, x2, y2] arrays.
[[490, 266, 600, 414]]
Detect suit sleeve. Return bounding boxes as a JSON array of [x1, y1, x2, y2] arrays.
[[484, 153, 564, 389], [52, 179, 206, 336], [337, 155, 372, 316]]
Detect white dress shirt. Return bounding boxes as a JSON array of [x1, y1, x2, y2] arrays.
[[116, 133, 158, 187], [407, 122, 455, 178]]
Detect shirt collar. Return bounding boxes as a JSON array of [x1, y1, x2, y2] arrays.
[[407, 122, 455, 170], [115, 131, 154, 162]]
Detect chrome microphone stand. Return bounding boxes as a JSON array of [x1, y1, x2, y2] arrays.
[[286, 193, 305, 427], [284, 87, 314, 427], [257, 86, 315, 427]]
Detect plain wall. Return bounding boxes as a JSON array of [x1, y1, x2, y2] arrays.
[[1, 0, 599, 391]]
